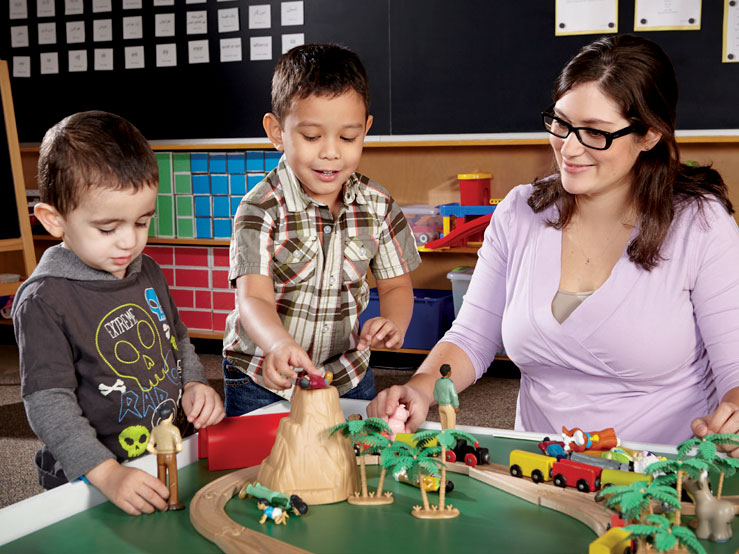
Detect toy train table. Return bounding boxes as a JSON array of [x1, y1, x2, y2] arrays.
[[2, 399, 739, 554]]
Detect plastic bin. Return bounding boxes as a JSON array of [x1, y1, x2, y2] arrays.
[[359, 288, 454, 350], [447, 266, 474, 317], [400, 205, 443, 246]]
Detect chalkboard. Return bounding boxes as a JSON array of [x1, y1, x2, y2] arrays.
[[2, 1, 738, 142]]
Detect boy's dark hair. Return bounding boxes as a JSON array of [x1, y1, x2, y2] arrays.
[[440, 364, 451, 377], [271, 43, 370, 122], [38, 110, 158, 216]]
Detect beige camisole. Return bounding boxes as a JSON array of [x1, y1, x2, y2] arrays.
[[551, 289, 594, 323]]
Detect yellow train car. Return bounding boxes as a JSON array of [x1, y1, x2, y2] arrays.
[[600, 468, 652, 488], [509, 449, 556, 483], [589, 527, 632, 554]]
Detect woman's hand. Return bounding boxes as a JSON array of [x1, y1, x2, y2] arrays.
[[691, 402, 739, 457], [366, 383, 431, 433]]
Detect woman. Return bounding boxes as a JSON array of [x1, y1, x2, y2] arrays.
[[367, 34, 739, 451]]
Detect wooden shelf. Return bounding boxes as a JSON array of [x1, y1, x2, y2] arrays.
[[147, 238, 230, 246], [0, 281, 22, 295]]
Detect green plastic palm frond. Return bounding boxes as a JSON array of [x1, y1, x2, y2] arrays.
[[652, 473, 677, 486], [714, 456, 739, 477], [421, 445, 442, 457], [650, 489, 681, 509], [696, 441, 717, 461], [705, 433, 739, 446], [624, 523, 658, 538], [418, 458, 444, 474], [644, 513, 671, 529], [412, 430, 439, 447], [653, 531, 676, 552], [677, 437, 702, 460], [671, 526, 707, 554], [362, 417, 392, 435], [436, 429, 479, 449], [645, 459, 680, 475]]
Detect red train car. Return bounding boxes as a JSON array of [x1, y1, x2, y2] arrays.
[[552, 458, 602, 493]]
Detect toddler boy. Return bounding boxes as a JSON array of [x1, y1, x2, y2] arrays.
[[12, 111, 224, 515], [222, 43, 421, 415]]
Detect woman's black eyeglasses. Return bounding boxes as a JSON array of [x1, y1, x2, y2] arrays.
[[541, 107, 638, 151]]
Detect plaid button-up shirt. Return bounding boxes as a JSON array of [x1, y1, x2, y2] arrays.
[[223, 157, 421, 400]]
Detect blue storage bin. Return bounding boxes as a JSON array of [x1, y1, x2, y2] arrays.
[[246, 151, 264, 172], [195, 217, 212, 239], [211, 174, 229, 195], [190, 153, 208, 173], [265, 152, 281, 171], [247, 174, 264, 191], [192, 174, 210, 194], [209, 153, 227, 173], [227, 153, 245, 174], [194, 195, 211, 217], [213, 218, 232, 238], [230, 196, 242, 216], [212, 196, 230, 218], [359, 288, 454, 350], [230, 174, 246, 196]]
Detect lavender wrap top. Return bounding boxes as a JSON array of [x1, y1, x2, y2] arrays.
[[440, 184, 739, 443]]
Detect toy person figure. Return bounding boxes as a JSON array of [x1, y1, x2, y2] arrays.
[[147, 406, 185, 511], [433, 364, 459, 430]]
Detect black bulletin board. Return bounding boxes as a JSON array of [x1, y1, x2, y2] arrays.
[[0, 92, 21, 239], [2, 1, 738, 142]]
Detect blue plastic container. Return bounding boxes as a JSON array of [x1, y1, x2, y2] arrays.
[[359, 288, 454, 350]]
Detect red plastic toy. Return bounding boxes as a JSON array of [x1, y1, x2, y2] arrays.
[[198, 412, 289, 471]]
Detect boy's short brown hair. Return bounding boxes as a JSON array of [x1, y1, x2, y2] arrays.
[[38, 110, 158, 216], [271, 43, 371, 122]]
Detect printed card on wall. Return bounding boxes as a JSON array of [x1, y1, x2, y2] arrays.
[[281, 1, 304, 26], [634, 0, 702, 31], [13, 56, 31, 78], [11, 26, 29, 48], [122, 0, 142, 9], [155, 13, 176, 37], [250, 36, 272, 60], [10, 0, 29, 20], [65, 0, 84, 16], [220, 38, 242, 62], [37, 0, 55, 18], [123, 16, 143, 40], [92, 0, 112, 13], [724, 0, 739, 62], [68, 50, 88, 72], [93, 19, 113, 42], [218, 8, 240, 33], [249, 5, 271, 29], [156, 44, 177, 67], [66, 21, 86, 44], [40, 52, 59, 74], [187, 11, 208, 35], [188, 40, 210, 64], [94, 48, 114, 70], [555, 0, 617, 36], [282, 33, 304, 54], [38, 22, 57, 45], [125, 45, 145, 69]]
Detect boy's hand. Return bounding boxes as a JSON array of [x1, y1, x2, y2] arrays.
[[182, 382, 225, 430], [263, 338, 319, 390], [357, 317, 404, 350], [85, 459, 170, 515]]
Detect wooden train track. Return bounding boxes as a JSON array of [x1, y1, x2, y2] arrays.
[[190, 457, 619, 553]]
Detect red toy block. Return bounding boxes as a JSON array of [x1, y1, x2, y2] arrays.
[[143, 246, 174, 266], [458, 173, 491, 207], [198, 412, 289, 471], [195, 290, 212, 309], [212, 290, 235, 311], [212, 311, 228, 332], [170, 288, 194, 309], [176, 268, 210, 288], [180, 309, 212, 330], [212, 247, 230, 267], [175, 246, 210, 268], [211, 269, 230, 290]]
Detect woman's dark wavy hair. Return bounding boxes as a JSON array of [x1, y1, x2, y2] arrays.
[[528, 34, 732, 271]]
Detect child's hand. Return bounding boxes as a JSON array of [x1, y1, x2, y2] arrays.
[[263, 338, 319, 390], [357, 317, 404, 350], [182, 382, 225, 430], [85, 458, 170, 515]]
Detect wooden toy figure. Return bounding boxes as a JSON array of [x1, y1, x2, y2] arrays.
[[147, 405, 185, 510], [433, 364, 459, 430], [561, 426, 619, 453]]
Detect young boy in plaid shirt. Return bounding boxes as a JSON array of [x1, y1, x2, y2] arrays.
[[222, 43, 421, 415]]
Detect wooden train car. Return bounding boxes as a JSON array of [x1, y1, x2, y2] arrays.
[[552, 458, 602, 492], [509, 449, 556, 483]]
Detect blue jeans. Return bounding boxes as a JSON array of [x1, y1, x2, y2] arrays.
[[222, 358, 377, 417]]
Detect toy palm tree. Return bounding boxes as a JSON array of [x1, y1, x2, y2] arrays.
[[625, 514, 706, 554], [328, 417, 393, 505], [597, 479, 680, 524], [413, 428, 478, 512], [360, 431, 393, 501], [645, 458, 709, 526], [380, 440, 449, 518], [677, 434, 739, 499]]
